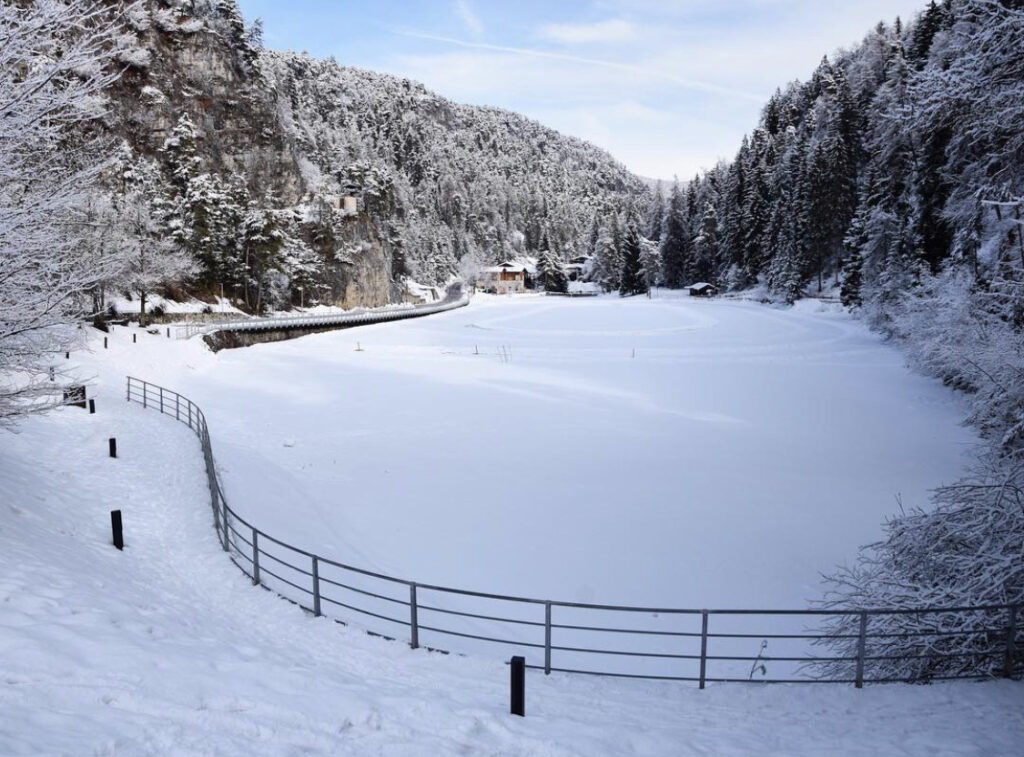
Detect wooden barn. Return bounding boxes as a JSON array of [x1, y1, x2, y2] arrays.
[[689, 282, 717, 297]]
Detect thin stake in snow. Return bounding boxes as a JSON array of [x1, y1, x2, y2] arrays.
[[108, 438, 117, 458], [355, 342, 364, 352]]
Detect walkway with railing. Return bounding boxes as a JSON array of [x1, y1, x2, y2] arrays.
[[125, 376, 1021, 687], [172, 289, 470, 339]]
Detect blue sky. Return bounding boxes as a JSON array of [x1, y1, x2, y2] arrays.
[[235, 0, 928, 181]]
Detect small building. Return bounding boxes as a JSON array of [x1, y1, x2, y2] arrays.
[[689, 282, 717, 297], [313, 193, 361, 216], [478, 262, 527, 294], [564, 255, 590, 282]]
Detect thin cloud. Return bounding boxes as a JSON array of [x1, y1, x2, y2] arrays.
[[538, 19, 637, 44], [389, 28, 765, 103], [454, 0, 484, 37]]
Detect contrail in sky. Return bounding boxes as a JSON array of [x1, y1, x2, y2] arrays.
[[390, 29, 766, 103]]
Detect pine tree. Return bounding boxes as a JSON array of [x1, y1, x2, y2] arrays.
[[640, 236, 659, 292], [536, 245, 568, 293], [908, 0, 948, 66], [692, 201, 720, 284], [660, 180, 688, 288], [719, 140, 747, 287], [161, 114, 202, 192], [839, 249, 864, 307], [741, 130, 773, 283], [648, 181, 665, 243], [591, 215, 623, 292], [619, 215, 647, 296], [766, 135, 809, 303], [585, 212, 601, 258], [241, 204, 286, 312]]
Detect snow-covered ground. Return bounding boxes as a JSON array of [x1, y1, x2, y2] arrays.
[[2, 293, 1021, 755], [186, 293, 976, 609]]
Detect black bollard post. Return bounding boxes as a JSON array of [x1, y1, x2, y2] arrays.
[[110, 510, 123, 550], [133, 333, 136, 343], [109, 438, 117, 458], [510, 656, 525, 717], [166, 327, 170, 338], [104, 337, 108, 349], [65, 352, 70, 359], [89, 399, 95, 414]]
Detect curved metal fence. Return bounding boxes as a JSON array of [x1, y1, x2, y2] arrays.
[[125, 376, 1021, 687]]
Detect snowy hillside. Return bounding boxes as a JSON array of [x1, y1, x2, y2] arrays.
[[3, 295, 1022, 754], [83, 0, 648, 311]]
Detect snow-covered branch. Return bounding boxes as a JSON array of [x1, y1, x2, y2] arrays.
[[0, 1, 137, 426]]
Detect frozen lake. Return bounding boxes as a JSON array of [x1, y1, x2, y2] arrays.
[[175, 293, 976, 613]]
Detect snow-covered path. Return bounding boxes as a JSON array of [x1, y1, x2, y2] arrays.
[[1, 341, 1022, 754]]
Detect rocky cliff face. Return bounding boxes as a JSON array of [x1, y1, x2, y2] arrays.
[[100, 0, 645, 309], [107, 2, 299, 201]]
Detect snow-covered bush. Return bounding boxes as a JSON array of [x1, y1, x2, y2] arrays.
[[815, 452, 1023, 681]]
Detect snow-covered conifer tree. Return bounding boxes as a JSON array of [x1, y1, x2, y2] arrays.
[[659, 180, 689, 288], [619, 216, 647, 296]]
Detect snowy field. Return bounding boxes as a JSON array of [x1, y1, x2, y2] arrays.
[[189, 293, 975, 608], [1, 293, 1021, 754]]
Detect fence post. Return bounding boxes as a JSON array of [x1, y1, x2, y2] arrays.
[[855, 612, 869, 689], [1005, 606, 1018, 679], [175, 393, 180, 422], [544, 601, 552, 675], [410, 584, 419, 649], [251, 529, 260, 586], [312, 556, 321, 617], [142, 382, 147, 409], [699, 611, 709, 689], [210, 476, 222, 533], [510, 656, 526, 717], [220, 494, 229, 552], [159, 386, 164, 414], [126, 378, 131, 403], [110, 510, 123, 550]]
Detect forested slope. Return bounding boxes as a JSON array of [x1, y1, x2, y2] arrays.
[[92, 0, 645, 312], [641, 0, 1021, 677]]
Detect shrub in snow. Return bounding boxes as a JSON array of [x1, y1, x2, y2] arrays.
[[815, 452, 1023, 681]]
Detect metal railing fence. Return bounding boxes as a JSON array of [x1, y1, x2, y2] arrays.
[[172, 290, 470, 339], [125, 375, 1022, 687]]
